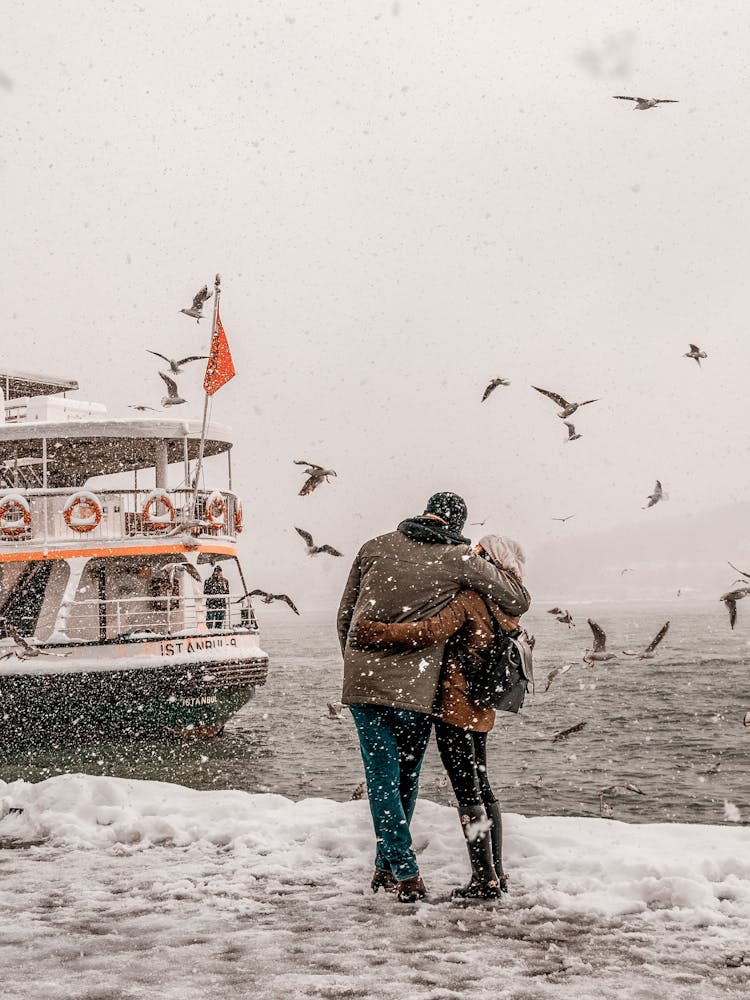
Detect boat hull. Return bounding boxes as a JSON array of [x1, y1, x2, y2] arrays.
[[0, 632, 268, 741]]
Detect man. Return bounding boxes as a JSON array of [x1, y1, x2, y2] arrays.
[[203, 565, 229, 630], [337, 491, 531, 902]]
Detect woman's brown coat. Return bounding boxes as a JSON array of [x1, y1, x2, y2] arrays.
[[353, 590, 520, 732]]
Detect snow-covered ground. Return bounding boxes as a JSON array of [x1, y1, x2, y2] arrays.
[[1, 775, 748, 1000]]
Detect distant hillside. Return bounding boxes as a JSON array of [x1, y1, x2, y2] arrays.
[[527, 502, 750, 602]]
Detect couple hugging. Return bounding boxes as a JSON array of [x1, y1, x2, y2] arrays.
[[337, 491, 531, 903]]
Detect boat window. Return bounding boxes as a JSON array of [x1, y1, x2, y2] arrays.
[[65, 555, 204, 641]]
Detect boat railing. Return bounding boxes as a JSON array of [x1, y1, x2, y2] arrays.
[[55, 591, 256, 642], [0, 488, 240, 547]]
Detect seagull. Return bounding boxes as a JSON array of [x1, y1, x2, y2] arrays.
[[295, 527, 343, 557], [180, 284, 212, 321], [545, 664, 574, 692], [728, 561, 750, 581], [720, 587, 750, 629], [128, 404, 158, 413], [622, 620, 670, 658], [0, 620, 70, 660], [583, 619, 616, 662], [159, 372, 187, 407], [547, 607, 563, 615], [684, 343, 707, 366], [293, 461, 337, 496], [160, 562, 202, 586], [643, 480, 667, 508], [620, 568, 634, 576], [552, 515, 575, 523], [469, 518, 488, 527], [564, 421, 581, 442], [147, 351, 209, 375], [327, 702, 346, 720], [481, 377, 511, 402], [532, 386, 599, 419], [556, 610, 575, 627], [613, 95, 679, 110], [598, 782, 644, 818], [237, 590, 300, 615], [552, 721, 587, 742]]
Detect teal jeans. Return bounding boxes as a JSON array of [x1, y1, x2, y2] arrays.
[[349, 703, 433, 881]]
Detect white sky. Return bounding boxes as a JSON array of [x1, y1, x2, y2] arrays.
[[3, 1, 750, 607]]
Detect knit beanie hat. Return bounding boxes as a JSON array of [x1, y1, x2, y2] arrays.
[[477, 534, 526, 581], [423, 492, 469, 534]]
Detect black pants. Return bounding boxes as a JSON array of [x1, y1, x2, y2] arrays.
[[433, 719, 497, 810]]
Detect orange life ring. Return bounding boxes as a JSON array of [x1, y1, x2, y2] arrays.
[[63, 492, 103, 533], [234, 499, 244, 534], [142, 492, 176, 531], [0, 494, 32, 537], [205, 491, 227, 529]]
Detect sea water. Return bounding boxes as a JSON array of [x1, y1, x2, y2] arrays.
[[1, 602, 748, 825]]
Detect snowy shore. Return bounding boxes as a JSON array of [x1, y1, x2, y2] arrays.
[[1, 775, 749, 1000]]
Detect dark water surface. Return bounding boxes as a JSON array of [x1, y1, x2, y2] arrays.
[[1, 603, 748, 824]]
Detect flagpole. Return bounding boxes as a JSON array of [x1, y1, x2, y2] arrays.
[[192, 273, 221, 515]]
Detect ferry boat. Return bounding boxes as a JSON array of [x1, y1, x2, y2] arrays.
[[0, 368, 268, 740]]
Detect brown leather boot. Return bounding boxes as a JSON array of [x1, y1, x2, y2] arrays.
[[397, 875, 427, 903], [371, 868, 398, 893]]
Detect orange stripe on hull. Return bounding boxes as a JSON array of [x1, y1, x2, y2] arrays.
[[0, 543, 237, 563]]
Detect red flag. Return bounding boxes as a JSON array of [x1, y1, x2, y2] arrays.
[[203, 309, 236, 396]]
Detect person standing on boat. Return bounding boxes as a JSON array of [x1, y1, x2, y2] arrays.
[[337, 492, 530, 903], [204, 565, 229, 630]]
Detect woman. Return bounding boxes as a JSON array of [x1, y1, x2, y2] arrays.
[[353, 534, 527, 900]]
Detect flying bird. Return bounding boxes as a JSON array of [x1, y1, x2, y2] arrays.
[[481, 377, 511, 402], [327, 702, 346, 720], [160, 562, 202, 586], [556, 610, 575, 627], [622, 620, 670, 658], [552, 515, 575, 524], [613, 95, 679, 110], [620, 568, 634, 576], [147, 351, 209, 375], [0, 620, 70, 660], [547, 607, 563, 615], [532, 386, 599, 419], [598, 782, 644, 817], [720, 587, 750, 629], [238, 590, 300, 615], [684, 343, 707, 366], [295, 527, 342, 557], [552, 721, 587, 742], [180, 284, 212, 321], [470, 518, 488, 527], [583, 619, 616, 662], [564, 421, 581, 442], [159, 372, 187, 407], [643, 480, 667, 509], [128, 404, 158, 413], [728, 561, 750, 581], [550, 671, 581, 702], [293, 461, 337, 496]]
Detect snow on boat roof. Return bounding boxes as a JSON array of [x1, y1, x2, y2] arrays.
[[0, 418, 233, 479], [0, 369, 79, 399]]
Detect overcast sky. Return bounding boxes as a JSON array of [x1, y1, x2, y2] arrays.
[[3, 1, 750, 609]]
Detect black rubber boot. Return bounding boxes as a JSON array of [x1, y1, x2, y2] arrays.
[[452, 806, 501, 900], [485, 801, 509, 893]]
